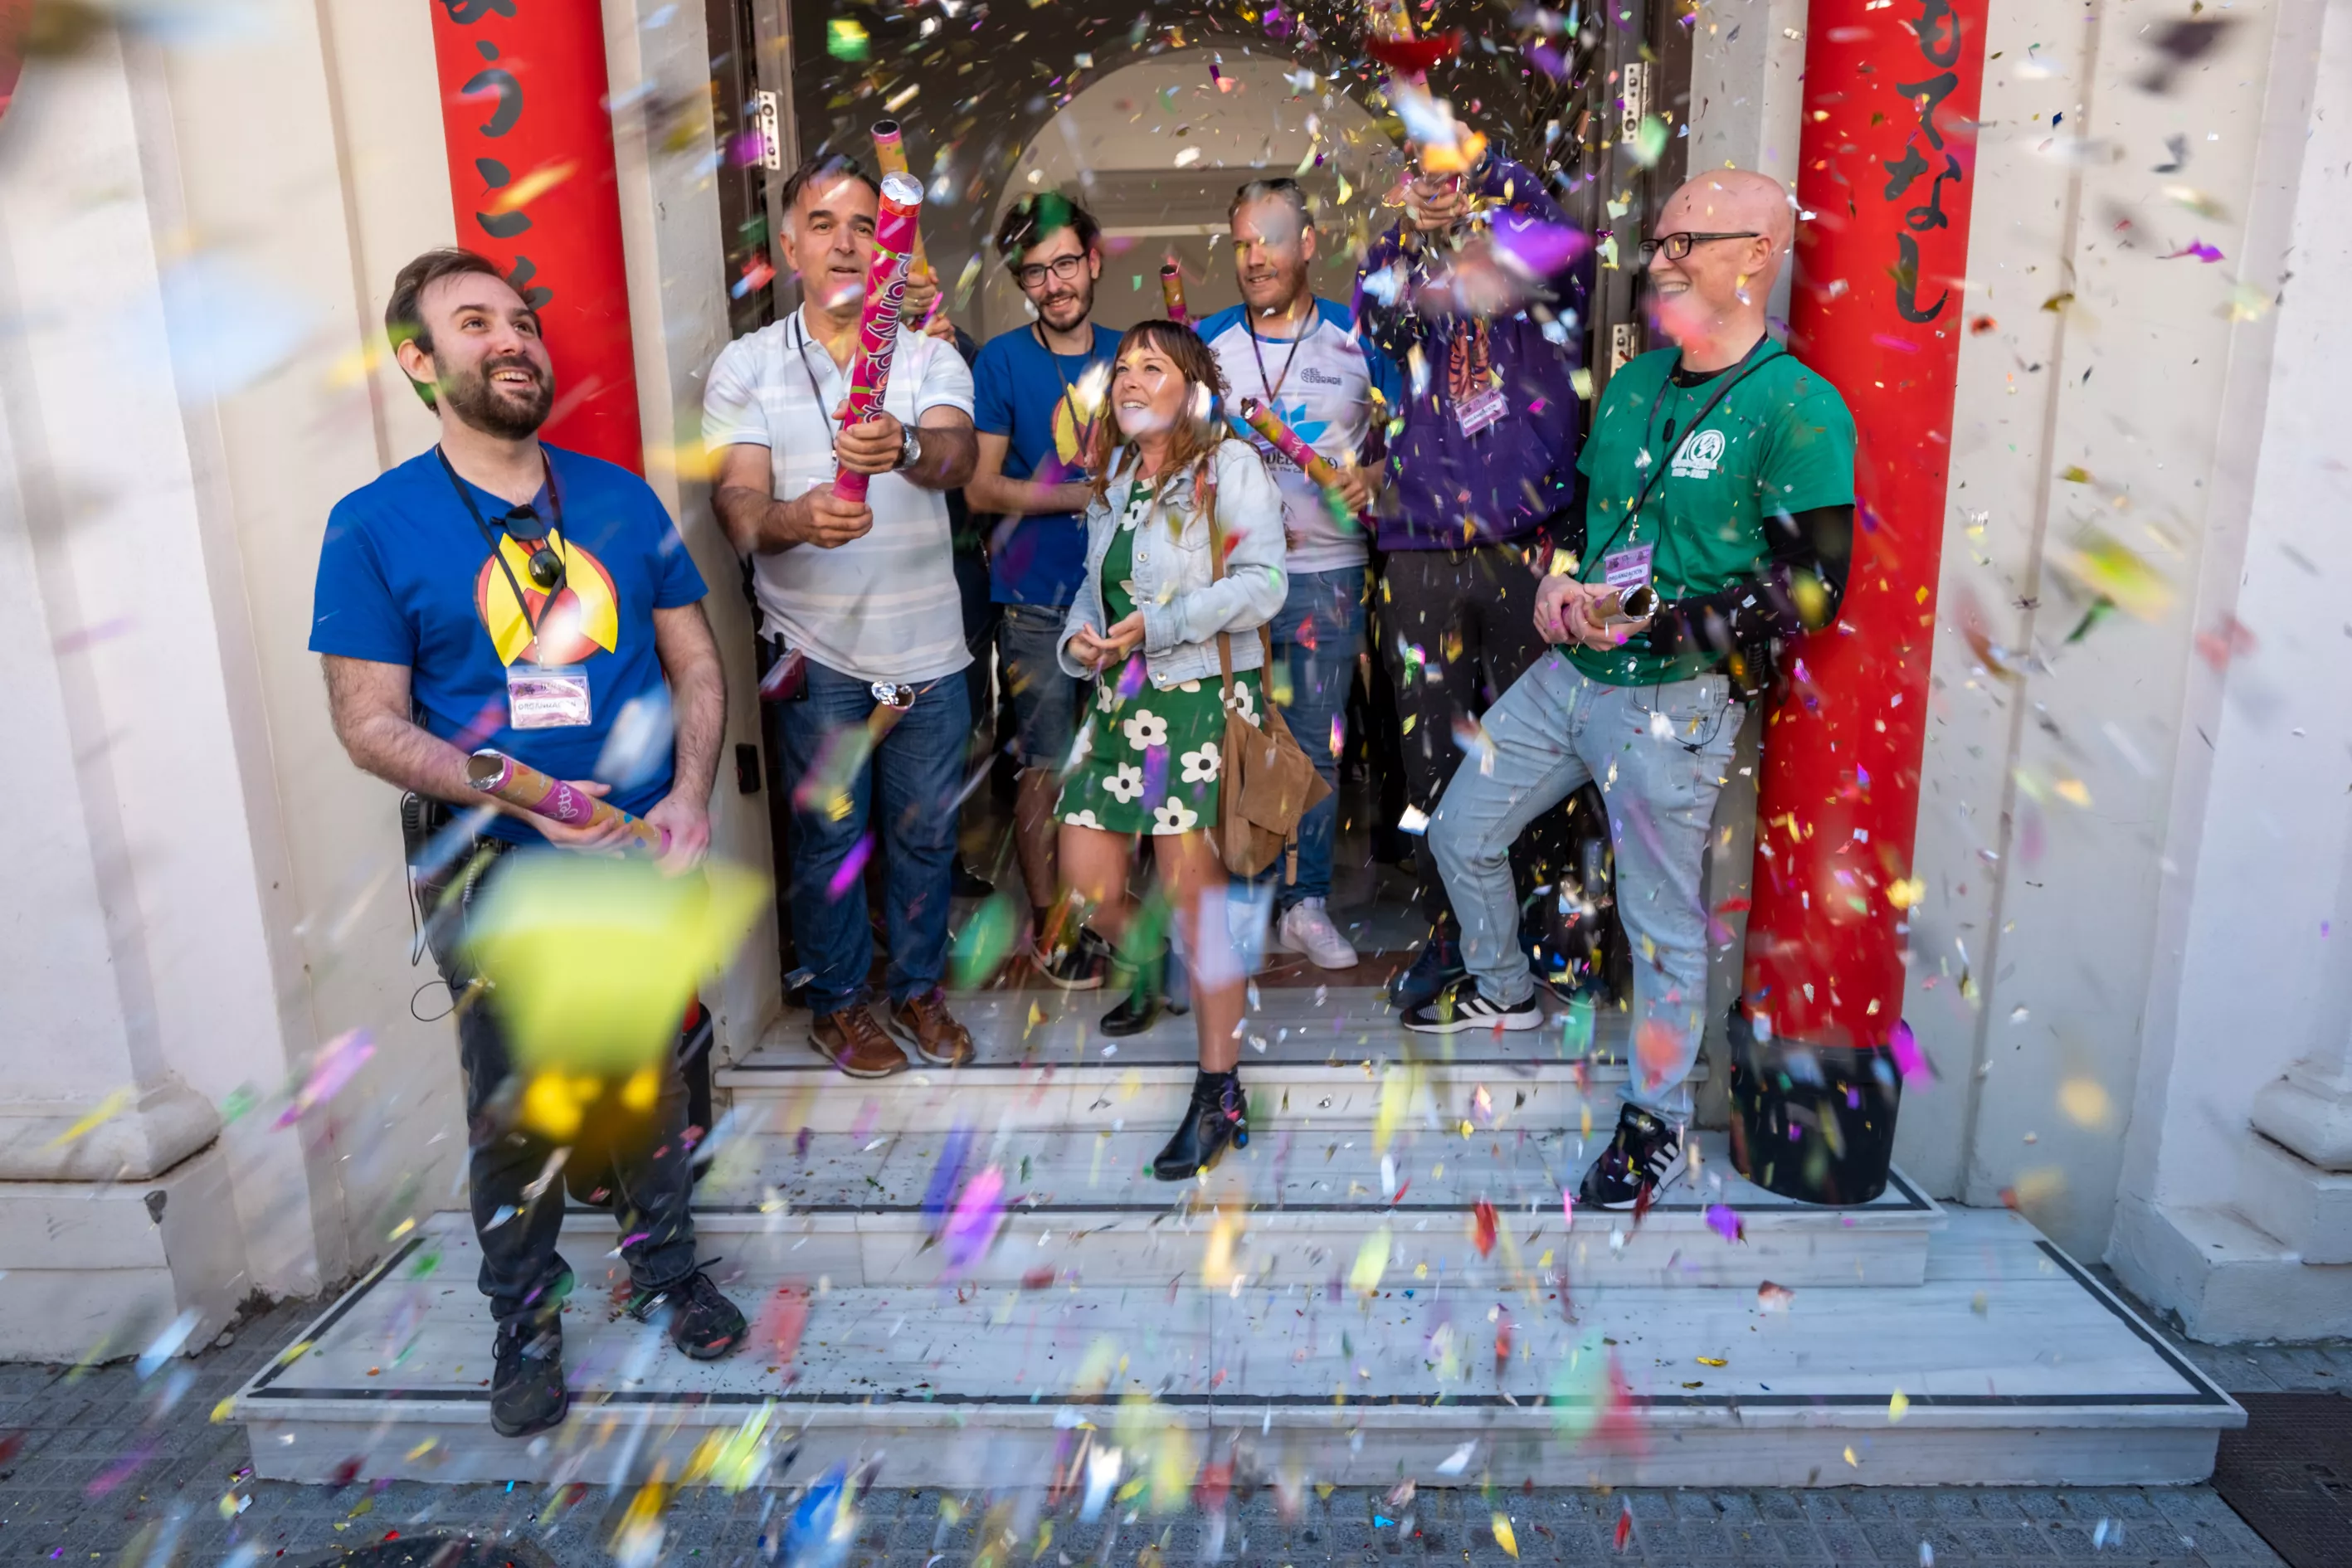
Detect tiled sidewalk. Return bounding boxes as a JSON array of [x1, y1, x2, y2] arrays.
[[2, 1294, 2336, 1566]]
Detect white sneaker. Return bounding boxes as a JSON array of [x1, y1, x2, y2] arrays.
[[1274, 898, 1359, 970]]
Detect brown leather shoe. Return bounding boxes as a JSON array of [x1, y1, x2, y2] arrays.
[[886, 988, 975, 1068], [809, 1006, 908, 1078]]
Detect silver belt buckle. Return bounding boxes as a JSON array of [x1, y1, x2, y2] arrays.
[[870, 682, 914, 710]]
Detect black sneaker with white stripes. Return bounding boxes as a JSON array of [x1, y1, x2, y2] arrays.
[[1400, 979, 1544, 1035], [1578, 1103, 1687, 1210]]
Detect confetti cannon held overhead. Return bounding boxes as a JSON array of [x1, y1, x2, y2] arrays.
[[869, 119, 942, 325], [833, 171, 925, 503], [1159, 262, 1188, 324], [467, 749, 670, 855]]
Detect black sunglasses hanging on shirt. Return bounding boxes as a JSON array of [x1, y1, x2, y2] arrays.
[[437, 447, 568, 635]]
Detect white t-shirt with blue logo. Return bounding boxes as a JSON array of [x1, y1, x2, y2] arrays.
[[1197, 299, 1398, 575]]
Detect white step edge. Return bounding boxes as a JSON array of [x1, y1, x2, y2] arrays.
[[231, 1210, 2239, 1489], [651, 1128, 1943, 1288]]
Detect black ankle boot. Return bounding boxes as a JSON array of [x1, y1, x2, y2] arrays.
[[1150, 1070, 1249, 1180], [1103, 951, 1177, 1035]]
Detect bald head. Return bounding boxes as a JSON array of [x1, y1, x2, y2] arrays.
[[1663, 168, 1793, 270], [1646, 169, 1792, 364]]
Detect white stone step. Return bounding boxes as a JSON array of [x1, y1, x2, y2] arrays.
[[718, 985, 1654, 1132], [661, 1127, 1942, 1289], [233, 1209, 2240, 1490]]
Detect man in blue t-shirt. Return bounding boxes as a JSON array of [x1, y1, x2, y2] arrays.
[[966, 193, 1120, 983], [1197, 178, 1401, 972], [309, 249, 743, 1439]]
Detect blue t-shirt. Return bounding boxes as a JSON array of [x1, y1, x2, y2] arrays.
[[971, 322, 1120, 606], [309, 445, 709, 842]]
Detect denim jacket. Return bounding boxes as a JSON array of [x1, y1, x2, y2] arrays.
[[1056, 438, 1288, 689]]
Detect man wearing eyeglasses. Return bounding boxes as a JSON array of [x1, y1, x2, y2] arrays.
[[310, 248, 744, 1440], [1416, 170, 1858, 1216], [964, 193, 1122, 985], [1195, 178, 1400, 971], [706, 155, 982, 1080]]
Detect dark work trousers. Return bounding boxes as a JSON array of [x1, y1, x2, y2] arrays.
[[418, 840, 701, 1339], [1376, 543, 1551, 930]]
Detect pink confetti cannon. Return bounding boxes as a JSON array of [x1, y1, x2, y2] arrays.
[[832, 171, 925, 502], [1160, 263, 1188, 323], [467, 749, 670, 855], [1239, 396, 1343, 489]]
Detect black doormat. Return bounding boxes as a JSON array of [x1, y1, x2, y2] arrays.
[[2212, 1392, 2352, 1568]]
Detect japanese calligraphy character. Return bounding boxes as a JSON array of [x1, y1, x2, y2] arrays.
[[1892, 233, 1948, 324], [1897, 71, 1960, 150], [458, 66, 523, 139], [1912, 0, 1964, 70]]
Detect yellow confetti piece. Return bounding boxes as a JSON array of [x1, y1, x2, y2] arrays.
[[466, 858, 767, 1076], [1887, 877, 1926, 910], [1697, 1356, 1727, 1367], [2058, 1077, 2112, 1127], [209, 1396, 236, 1424], [1844, 1445, 1860, 1467], [46, 1086, 134, 1149], [1888, 1389, 1910, 1423], [1348, 1225, 1392, 1295], [484, 159, 579, 217], [1493, 1514, 1520, 1559], [2053, 777, 2092, 807]]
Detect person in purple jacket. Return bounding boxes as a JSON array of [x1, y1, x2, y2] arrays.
[[1356, 148, 1590, 1010]]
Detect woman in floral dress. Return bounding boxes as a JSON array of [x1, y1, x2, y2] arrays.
[[1053, 321, 1287, 1179]]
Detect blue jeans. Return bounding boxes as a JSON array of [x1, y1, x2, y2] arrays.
[[1251, 566, 1367, 908], [768, 659, 969, 1017], [996, 600, 1082, 769], [1429, 657, 1741, 1120]]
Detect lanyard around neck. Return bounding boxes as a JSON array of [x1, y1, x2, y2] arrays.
[[1244, 303, 1312, 404], [791, 314, 845, 433], [438, 446, 564, 649], [1588, 335, 1783, 571]]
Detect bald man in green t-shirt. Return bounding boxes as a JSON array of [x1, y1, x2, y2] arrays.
[[1410, 169, 1859, 1211]]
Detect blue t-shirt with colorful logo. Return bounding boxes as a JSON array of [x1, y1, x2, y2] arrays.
[[1196, 297, 1401, 574], [971, 321, 1120, 606], [309, 444, 709, 842]]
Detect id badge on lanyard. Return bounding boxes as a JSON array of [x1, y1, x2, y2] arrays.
[[508, 663, 592, 728], [1602, 543, 1654, 592]]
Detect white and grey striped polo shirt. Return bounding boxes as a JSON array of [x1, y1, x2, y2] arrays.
[[702, 310, 974, 684]]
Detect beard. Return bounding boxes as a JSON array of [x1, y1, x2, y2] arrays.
[[1038, 276, 1096, 330], [442, 354, 553, 441]]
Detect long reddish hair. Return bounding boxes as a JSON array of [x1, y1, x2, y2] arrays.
[[1085, 320, 1230, 520]]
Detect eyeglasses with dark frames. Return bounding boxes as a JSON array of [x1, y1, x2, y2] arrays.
[[1014, 252, 1088, 290], [1638, 231, 1763, 264]]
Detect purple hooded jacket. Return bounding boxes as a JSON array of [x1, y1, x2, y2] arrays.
[[1356, 155, 1589, 553]]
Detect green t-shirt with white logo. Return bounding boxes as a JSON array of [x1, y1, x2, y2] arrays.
[[1566, 343, 1858, 687]]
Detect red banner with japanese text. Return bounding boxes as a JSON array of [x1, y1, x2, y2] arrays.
[[427, 0, 642, 472], [1742, 0, 1989, 1050]]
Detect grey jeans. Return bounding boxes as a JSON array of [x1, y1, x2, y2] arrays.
[[1429, 655, 1742, 1120]]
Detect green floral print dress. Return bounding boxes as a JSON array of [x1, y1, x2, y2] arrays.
[[1057, 479, 1264, 835]]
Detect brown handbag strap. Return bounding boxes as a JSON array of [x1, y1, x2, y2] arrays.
[[1203, 465, 1237, 699]]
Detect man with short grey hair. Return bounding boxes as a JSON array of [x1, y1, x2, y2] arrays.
[[1195, 178, 1399, 970], [705, 154, 981, 1080]]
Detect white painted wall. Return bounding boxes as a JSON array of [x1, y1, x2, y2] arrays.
[[1896, 0, 2322, 1258], [2111, 0, 2352, 1260]]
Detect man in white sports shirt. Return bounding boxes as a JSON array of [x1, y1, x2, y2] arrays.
[[1195, 178, 1400, 969], [704, 153, 981, 1079]]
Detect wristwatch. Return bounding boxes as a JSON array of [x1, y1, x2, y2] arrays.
[[894, 425, 922, 471]]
